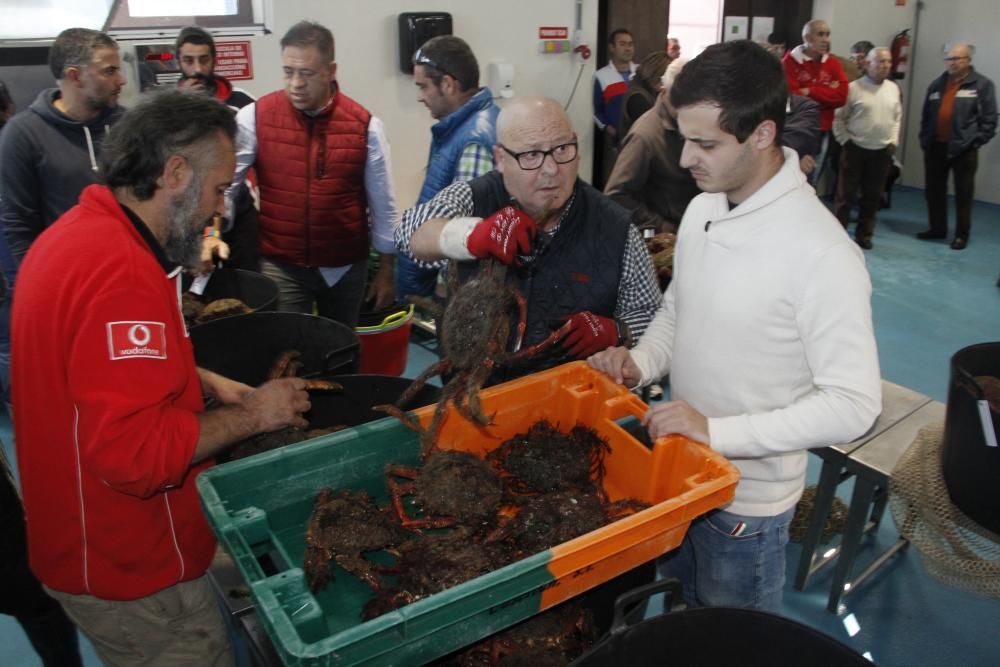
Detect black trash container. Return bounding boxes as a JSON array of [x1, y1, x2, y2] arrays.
[[191, 312, 360, 385], [573, 579, 872, 666], [306, 374, 440, 429], [942, 342, 1000, 535]]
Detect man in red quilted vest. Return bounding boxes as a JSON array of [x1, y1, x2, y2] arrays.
[[226, 21, 398, 327]]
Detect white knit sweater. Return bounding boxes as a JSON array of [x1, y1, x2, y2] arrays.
[[631, 148, 882, 516], [833, 76, 902, 150]]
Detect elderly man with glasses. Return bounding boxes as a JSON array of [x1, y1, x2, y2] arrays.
[[396, 96, 660, 383], [917, 43, 997, 250]]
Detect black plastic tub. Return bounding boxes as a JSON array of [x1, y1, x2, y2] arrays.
[[184, 268, 279, 322], [942, 342, 1000, 535], [201, 268, 278, 311], [306, 374, 440, 429], [572, 579, 872, 666], [191, 312, 360, 385]]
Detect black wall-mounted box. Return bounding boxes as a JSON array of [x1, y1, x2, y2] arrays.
[[398, 12, 453, 74]]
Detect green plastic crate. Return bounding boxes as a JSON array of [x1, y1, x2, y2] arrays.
[[197, 362, 739, 666]]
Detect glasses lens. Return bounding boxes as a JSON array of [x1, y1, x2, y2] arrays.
[[518, 151, 544, 169], [552, 143, 578, 164]]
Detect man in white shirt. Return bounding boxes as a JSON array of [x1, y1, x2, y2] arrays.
[[589, 40, 881, 612], [833, 47, 902, 249], [226, 21, 397, 328]]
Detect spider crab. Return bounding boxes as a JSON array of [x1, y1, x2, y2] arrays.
[[375, 259, 571, 455], [302, 488, 413, 593]]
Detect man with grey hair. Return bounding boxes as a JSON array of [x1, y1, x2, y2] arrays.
[[398, 96, 660, 382], [783, 20, 849, 188], [833, 47, 901, 249], [12, 89, 311, 666], [917, 42, 997, 249], [0, 27, 126, 263]]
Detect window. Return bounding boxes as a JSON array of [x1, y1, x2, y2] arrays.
[[106, 0, 269, 39]]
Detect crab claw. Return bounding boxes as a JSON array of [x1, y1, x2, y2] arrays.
[[269, 350, 302, 379], [302, 379, 342, 392]]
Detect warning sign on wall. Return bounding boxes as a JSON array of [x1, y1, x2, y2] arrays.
[[214, 41, 253, 81]]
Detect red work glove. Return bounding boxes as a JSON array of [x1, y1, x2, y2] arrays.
[[466, 206, 537, 264], [558, 311, 619, 358]]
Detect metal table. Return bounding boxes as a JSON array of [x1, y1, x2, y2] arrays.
[[826, 400, 946, 611], [794, 381, 932, 592]]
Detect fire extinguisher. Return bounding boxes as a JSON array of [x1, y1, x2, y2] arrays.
[[891, 29, 911, 80]]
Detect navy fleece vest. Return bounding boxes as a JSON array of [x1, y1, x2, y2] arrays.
[[457, 172, 629, 380]]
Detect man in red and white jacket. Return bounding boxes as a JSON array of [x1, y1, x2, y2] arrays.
[[12, 90, 309, 666], [783, 19, 848, 188]]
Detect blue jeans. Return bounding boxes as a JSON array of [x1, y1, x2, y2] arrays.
[[657, 506, 794, 612], [395, 253, 439, 301]]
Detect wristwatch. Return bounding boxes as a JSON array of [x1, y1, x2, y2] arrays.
[[615, 319, 632, 347]]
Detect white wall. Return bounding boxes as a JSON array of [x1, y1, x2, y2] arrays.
[[814, 0, 1000, 203], [219, 0, 600, 208]]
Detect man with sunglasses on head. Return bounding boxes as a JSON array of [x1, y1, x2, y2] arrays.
[[397, 35, 500, 301], [397, 96, 660, 382]]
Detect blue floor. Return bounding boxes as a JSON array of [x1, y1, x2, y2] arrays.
[[2, 186, 998, 665]]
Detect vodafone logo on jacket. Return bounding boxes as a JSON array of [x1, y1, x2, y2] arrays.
[[106, 321, 167, 360]]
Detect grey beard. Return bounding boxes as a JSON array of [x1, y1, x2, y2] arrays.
[[163, 179, 205, 269]]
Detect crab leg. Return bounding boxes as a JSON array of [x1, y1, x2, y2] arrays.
[[269, 349, 302, 379], [396, 359, 451, 409], [508, 320, 573, 362]]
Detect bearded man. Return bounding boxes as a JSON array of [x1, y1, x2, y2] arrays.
[[11, 90, 311, 667]]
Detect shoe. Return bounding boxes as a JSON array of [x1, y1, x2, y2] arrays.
[[916, 230, 946, 240], [950, 237, 967, 250], [856, 238, 873, 250]]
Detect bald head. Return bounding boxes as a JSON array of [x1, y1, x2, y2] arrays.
[[493, 97, 578, 222], [496, 96, 572, 145]]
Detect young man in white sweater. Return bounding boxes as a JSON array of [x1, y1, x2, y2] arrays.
[[589, 40, 882, 612], [833, 47, 902, 249]]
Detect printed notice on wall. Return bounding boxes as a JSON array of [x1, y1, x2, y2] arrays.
[[214, 41, 253, 80], [723, 16, 748, 42]]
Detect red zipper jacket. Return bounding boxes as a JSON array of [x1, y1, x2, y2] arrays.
[[783, 46, 849, 132], [12, 185, 214, 600]]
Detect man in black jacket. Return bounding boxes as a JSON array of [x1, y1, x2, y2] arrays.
[[917, 43, 997, 249], [175, 25, 259, 270], [0, 28, 125, 264]]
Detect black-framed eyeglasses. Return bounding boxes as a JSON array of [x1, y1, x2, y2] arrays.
[[413, 48, 454, 79], [499, 141, 579, 170]]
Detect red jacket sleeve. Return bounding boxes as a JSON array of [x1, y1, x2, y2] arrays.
[[808, 58, 849, 110], [68, 284, 201, 499], [783, 57, 803, 96]]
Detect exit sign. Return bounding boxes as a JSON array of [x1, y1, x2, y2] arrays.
[[539, 27, 569, 39]]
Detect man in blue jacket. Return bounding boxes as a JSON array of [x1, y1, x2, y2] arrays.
[[917, 43, 997, 250], [396, 35, 499, 300]]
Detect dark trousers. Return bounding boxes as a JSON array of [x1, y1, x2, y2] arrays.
[[260, 256, 368, 330], [835, 141, 893, 242], [1, 455, 83, 666], [924, 142, 978, 240]]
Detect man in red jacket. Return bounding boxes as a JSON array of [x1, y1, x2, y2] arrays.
[[12, 90, 310, 666], [783, 19, 848, 191]]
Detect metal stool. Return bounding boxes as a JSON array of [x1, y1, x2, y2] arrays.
[[827, 400, 945, 611], [794, 381, 931, 595]]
